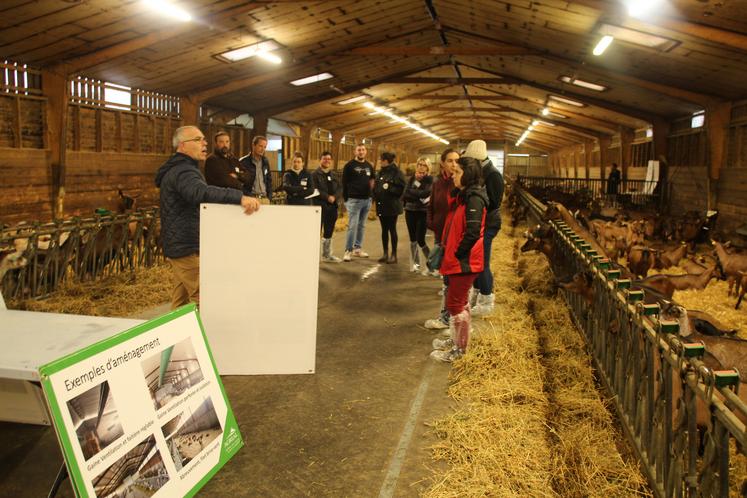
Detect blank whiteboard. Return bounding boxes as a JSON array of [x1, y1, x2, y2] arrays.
[[200, 204, 320, 375]]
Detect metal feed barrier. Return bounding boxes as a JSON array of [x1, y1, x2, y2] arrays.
[[516, 175, 665, 210], [516, 186, 747, 498], [1, 209, 162, 300]]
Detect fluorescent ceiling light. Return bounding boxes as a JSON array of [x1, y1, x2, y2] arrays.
[[290, 72, 334, 86], [593, 35, 614, 56], [541, 107, 550, 116], [546, 111, 567, 119], [362, 102, 448, 144], [142, 0, 192, 22], [335, 95, 368, 105], [559, 76, 608, 92], [218, 40, 281, 62], [597, 23, 678, 51], [508, 153, 530, 157], [549, 95, 585, 107], [532, 120, 539, 126], [257, 51, 282, 64], [537, 120, 556, 127], [624, 0, 663, 19]]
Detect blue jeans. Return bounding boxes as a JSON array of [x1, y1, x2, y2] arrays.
[[474, 226, 499, 294], [344, 198, 371, 251]]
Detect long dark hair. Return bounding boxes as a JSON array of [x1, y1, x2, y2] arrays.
[[457, 157, 482, 189]]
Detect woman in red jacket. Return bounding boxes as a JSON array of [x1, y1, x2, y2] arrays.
[[430, 157, 488, 362]]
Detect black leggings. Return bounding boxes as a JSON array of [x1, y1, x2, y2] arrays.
[[379, 215, 398, 253], [405, 210, 427, 247], [320, 203, 338, 239]]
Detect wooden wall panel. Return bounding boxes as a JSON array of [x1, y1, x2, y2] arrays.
[[20, 98, 44, 148], [668, 165, 709, 214], [78, 107, 97, 151], [0, 96, 17, 147], [0, 148, 53, 224], [121, 113, 136, 152], [716, 168, 747, 230]]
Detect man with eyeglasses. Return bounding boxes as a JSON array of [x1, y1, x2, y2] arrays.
[[156, 125, 260, 310], [239, 135, 273, 205]]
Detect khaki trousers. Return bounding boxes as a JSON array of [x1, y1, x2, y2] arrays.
[[168, 254, 199, 310]]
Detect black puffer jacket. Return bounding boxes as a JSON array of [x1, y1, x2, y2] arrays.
[[155, 152, 243, 259], [403, 174, 433, 212], [481, 159, 504, 230], [311, 167, 340, 206], [373, 164, 406, 216], [283, 169, 314, 206]]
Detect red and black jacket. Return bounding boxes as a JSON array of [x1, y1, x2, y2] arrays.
[[440, 185, 488, 275]]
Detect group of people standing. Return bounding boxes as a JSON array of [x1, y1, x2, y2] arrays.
[[158, 126, 504, 364]]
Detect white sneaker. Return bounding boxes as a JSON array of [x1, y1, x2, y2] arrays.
[[410, 263, 420, 273], [424, 317, 449, 330], [343, 251, 352, 262], [430, 348, 463, 363], [353, 248, 369, 258], [471, 293, 495, 317], [432, 337, 453, 350], [322, 254, 342, 263]]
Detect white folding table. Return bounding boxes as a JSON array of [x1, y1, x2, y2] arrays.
[[0, 308, 143, 424]]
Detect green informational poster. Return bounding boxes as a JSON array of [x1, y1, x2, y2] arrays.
[[39, 305, 244, 498]]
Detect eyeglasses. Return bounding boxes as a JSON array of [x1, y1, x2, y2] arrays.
[[181, 136, 206, 144]]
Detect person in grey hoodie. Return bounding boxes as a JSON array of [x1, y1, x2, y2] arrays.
[[155, 125, 260, 310]]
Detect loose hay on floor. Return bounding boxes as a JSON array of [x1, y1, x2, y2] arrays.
[[8, 263, 171, 317], [425, 219, 651, 497]]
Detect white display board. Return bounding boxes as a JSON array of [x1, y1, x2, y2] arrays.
[[200, 204, 320, 375]]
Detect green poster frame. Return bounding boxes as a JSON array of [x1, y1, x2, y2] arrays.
[[38, 304, 244, 498]]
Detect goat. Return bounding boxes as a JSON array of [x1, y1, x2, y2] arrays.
[[634, 265, 720, 300], [736, 272, 747, 310], [712, 241, 747, 297], [654, 243, 688, 270], [627, 246, 657, 278]]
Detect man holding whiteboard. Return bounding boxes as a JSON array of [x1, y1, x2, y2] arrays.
[[155, 125, 260, 310]]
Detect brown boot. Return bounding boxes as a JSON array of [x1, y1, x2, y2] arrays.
[[387, 253, 397, 264], [377, 251, 388, 263]]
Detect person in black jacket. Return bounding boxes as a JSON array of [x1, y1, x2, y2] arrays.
[[607, 163, 621, 206], [282, 152, 315, 206], [341, 143, 375, 261], [462, 140, 504, 316], [312, 151, 341, 263], [403, 157, 433, 273], [239, 135, 273, 204], [155, 125, 260, 310], [204, 131, 249, 193], [373, 151, 406, 263]]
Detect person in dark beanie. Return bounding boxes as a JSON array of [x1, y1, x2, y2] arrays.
[[462, 140, 504, 317], [312, 151, 342, 263], [282, 152, 315, 206], [373, 151, 406, 263], [403, 157, 433, 273], [155, 125, 260, 310], [430, 156, 487, 363]]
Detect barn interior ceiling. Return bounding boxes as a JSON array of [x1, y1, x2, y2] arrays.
[[1, 0, 746, 152]]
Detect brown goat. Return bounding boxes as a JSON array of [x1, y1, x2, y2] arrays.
[[635, 265, 720, 300], [655, 243, 688, 270], [713, 241, 747, 296], [736, 271, 747, 310], [627, 246, 656, 278]]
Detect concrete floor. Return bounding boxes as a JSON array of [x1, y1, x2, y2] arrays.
[[0, 217, 454, 498]]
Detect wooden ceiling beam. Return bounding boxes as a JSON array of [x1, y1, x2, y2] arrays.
[[566, 0, 747, 53], [251, 64, 447, 116], [447, 27, 721, 107], [394, 95, 523, 101], [381, 77, 523, 85], [51, 3, 276, 74], [346, 46, 539, 56], [457, 62, 660, 123]]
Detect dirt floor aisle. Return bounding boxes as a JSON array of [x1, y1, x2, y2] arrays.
[[0, 217, 455, 498]]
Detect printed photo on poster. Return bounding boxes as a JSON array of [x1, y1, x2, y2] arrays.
[[141, 337, 205, 410], [91, 434, 169, 498], [66, 381, 124, 461], [161, 397, 223, 470]]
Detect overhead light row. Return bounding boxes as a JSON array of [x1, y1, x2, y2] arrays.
[[363, 102, 449, 144], [559, 75, 607, 92], [516, 119, 542, 146]]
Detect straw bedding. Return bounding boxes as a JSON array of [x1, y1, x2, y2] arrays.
[[8, 263, 171, 317], [424, 219, 651, 497]]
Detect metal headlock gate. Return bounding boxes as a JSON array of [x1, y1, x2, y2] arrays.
[[515, 186, 747, 498], [1, 208, 162, 299]]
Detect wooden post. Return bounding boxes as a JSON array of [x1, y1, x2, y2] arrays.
[[598, 135, 611, 183], [251, 114, 269, 142], [652, 118, 671, 194], [706, 102, 731, 181], [180, 95, 200, 125], [584, 140, 593, 180], [299, 123, 316, 166], [331, 131, 343, 170], [620, 127, 634, 182], [42, 68, 69, 219]]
